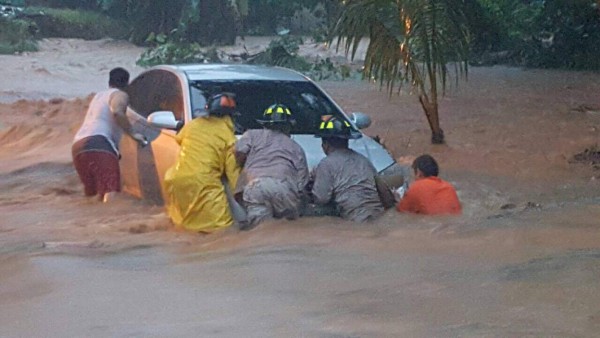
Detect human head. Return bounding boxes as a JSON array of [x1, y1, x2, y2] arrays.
[[257, 103, 295, 134], [412, 154, 439, 178], [108, 67, 130, 89], [316, 116, 359, 154], [316, 116, 352, 138], [321, 136, 349, 155], [205, 93, 236, 117]]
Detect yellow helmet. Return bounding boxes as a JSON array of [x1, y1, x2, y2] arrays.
[[256, 103, 295, 125], [316, 115, 360, 139]]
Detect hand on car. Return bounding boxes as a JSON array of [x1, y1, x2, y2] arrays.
[[393, 185, 406, 201], [132, 133, 148, 147]]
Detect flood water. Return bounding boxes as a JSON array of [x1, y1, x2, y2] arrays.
[[2, 209, 600, 337], [1, 39, 600, 337]]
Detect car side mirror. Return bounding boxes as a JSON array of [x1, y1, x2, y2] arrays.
[[350, 112, 372, 129], [147, 111, 180, 129]]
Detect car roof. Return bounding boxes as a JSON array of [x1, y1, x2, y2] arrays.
[[158, 64, 310, 82]]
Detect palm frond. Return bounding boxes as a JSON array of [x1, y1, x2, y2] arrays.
[[332, 0, 384, 60], [332, 0, 472, 97]]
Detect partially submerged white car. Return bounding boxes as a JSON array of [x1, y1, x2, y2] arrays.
[[120, 64, 405, 216]]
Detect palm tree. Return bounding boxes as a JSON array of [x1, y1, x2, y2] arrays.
[[331, 0, 473, 144]]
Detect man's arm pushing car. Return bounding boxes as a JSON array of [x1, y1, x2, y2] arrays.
[[110, 90, 148, 147]]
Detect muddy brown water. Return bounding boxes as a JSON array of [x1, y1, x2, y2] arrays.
[[2, 208, 600, 337], [1, 44, 600, 337]]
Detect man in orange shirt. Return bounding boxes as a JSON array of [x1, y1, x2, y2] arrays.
[[396, 154, 462, 215]]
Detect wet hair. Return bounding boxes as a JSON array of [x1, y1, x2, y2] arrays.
[[322, 136, 349, 149], [412, 154, 439, 177], [109, 67, 130, 88]]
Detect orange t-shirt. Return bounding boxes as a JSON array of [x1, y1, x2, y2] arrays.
[[396, 176, 462, 215]]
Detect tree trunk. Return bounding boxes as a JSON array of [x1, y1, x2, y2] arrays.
[[419, 94, 445, 144]]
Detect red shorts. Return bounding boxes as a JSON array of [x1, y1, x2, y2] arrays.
[[73, 151, 121, 198]]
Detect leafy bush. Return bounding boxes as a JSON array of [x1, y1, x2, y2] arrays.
[[0, 17, 38, 54], [138, 33, 354, 81], [248, 35, 311, 71], [25, 7, 127, 40], [524, 0, 600, 70], [474, 0, 600, 70], [243, 0, 330, 35], [249, 36, 353, 80], [475, 0, 542, 50], [178, 0, 237, 46], [100, 0, 236, 46], [26, 0, 96, 9], [290, 5, 326, 35], [136, 34, 221, 67], [305, 58, 356, 81]]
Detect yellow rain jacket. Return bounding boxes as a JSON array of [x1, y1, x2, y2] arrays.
[[164, 115, 239, 232]]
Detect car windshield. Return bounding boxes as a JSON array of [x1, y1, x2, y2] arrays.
[[189, 80, 353, 134]]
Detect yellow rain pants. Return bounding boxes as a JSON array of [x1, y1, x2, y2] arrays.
[[164, 115, 239, 232]]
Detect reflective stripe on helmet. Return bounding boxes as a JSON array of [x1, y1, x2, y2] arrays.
[[319, 120, 339, 130], [265, 105, 291, 115]]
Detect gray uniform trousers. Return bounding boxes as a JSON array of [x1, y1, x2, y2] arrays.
[[242, 177, 302, 226]]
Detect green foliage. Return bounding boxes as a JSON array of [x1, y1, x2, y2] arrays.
[[248, 35, 310, 71], [136, 42, 206, 67], [24, 0, 600, 71], [26, 0, 98, 10], [271, 35, 303, 55], [136, 34, 221, 67], [305, 58, 356, 81], [25, 6, 127, 40], [0, 17, 38, 54], [333, 0, 470, 93], [526, 0, 600, 69], [290, 5, 327, 35], [2, 0, 26, 6], [476, 0, 542, 49], [474, 0, 600, 70], [22, 1, 342, 48], [121, 1, 188, 45], [248, 36, 353, 80], [138, 33, 352, 81], [97, 0, 239, 46], [243, 0, 335, 35], [331, 0, 474, 143], [178, 0, 237, 46]]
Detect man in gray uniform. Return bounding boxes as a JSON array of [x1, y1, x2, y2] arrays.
[[235, 103, 309, 228], [311, 116, 384, 222]]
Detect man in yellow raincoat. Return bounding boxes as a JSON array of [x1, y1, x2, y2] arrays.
[[164, 93, 240, 232]]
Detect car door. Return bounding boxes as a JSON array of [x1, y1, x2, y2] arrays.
[[121, 69, 186, 204]]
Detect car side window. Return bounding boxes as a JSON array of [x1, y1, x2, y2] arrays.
[[190, 80, 349, 135], [189, 87, 208, 118], [126, 69, 185, 121]]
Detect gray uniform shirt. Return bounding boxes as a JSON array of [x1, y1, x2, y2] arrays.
[[312, 148, 384, 222], [235, 129, 309, 195]]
